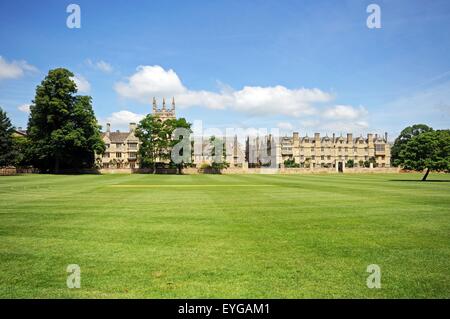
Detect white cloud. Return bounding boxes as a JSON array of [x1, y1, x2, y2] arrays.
[[323, 105, 368, 120], [71, 74, 91, 93], [115, 66, 185, 101], [296, 105, 369, 134], [115, 65, 333, 116], [0, 56, 38, 80], [17, 104, 31, 113], [105, 110, 145, 129], [86, 59, 113, 73], [277, 122, 293, 130]]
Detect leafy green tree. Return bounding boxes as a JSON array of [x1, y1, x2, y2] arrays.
[[12, 135, 32, 167], [168, 118, 192, 173], [209, 136, 230, 170], [135, 115, 192, 172], [135, 115, 165, 169], [392, 124, 433, 166], [27, 68, 105, 172], [0, 107, 16, 167], [398, 130, 450, 181]]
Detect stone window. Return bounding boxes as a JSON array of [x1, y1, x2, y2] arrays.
[[128, 143, 138, 150], [116, 152, 122, 158]]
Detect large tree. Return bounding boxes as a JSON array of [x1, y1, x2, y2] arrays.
[[397, 130, 450, 181], [209, 136, 230, 170], [135, 115, 192, 172], [0, 107, 16, 167], [27, 68, 105, 172], [391, 124, 433, 166]]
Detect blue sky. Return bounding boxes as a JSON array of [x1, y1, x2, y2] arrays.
[[0, 0, 449, 140]]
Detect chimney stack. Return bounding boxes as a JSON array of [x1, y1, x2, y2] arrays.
[[129, 123, 137, 132], [314, 133, 320, 141], [293, 132, 299, 141], [385, 132, 388, 142], [106, 123, 111, 133], [347, 133, 353, 143]]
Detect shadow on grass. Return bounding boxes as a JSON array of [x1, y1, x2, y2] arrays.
[[389, 179, 450, 183]]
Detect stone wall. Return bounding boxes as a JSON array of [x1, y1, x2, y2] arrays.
[[1, 166, 401, 175], [181, 167, 400, 175], [0, 167, 38, 176]]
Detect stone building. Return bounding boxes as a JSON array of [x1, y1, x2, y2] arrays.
[[271, 132, 391, 170], [98, 97, 179, 169], [98, 123, 140, 169], [152, 97, 176, 121], [192, 135, 246, 167]]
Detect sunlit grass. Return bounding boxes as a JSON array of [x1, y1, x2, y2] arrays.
[[0, 173, 449, 298]]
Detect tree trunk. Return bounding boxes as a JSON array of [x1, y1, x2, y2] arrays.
[[422, 168, 430, 181], [54, 157, 60, 174]]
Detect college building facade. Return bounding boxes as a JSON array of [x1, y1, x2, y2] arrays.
[[97, 98, 391, 170]]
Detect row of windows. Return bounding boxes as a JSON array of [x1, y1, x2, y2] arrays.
[[282, 144, 386, 153], [103, 152, 137, 158], [102, 162, 137, 169], [105, 143, 138, 149], [295, 139, 368, 144], [297, 155, 377, 161]]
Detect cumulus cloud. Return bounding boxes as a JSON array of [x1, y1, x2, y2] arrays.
[[0, 56, 38, 80], [115, 65, 332, 116], [277, 122, 293, 130], [296, 105, 369, 134], [71, 74, 91, 93], [323, 105, 368, 120], [86, 59, 113, 73], [105, 110, 145, 129], [17, 104, 31, 113]]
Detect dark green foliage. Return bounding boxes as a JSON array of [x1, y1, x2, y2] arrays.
[[0, 107, 16, 167], [209, 136, 229, 170], [392, 124, 433, 166], [27, 68, 104, 172], [346, 159, 355, 168], [135, 115, 192, 171], [397, 129, 450, 180], [284, 158, 300, 168]]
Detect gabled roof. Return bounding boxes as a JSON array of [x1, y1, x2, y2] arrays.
[[102, 132, 130, 143]]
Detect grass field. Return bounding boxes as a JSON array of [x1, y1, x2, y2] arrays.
[[0, 173, 449, 298]]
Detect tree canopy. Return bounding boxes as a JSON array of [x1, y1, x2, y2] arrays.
[[27, 68, 105, 172], [397, 129, 450, 181], [391, 124, 433, 166], [0, 107, 16, 167], [209, 136, 230, 170], [135, 115, 192, 171]]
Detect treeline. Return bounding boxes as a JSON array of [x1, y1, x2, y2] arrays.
[[1, 68, 448, 179], [1, 68, 105, 172], [391, 124, 450, 181]]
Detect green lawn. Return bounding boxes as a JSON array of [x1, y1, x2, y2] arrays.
[[0, 173, 449, 298]]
